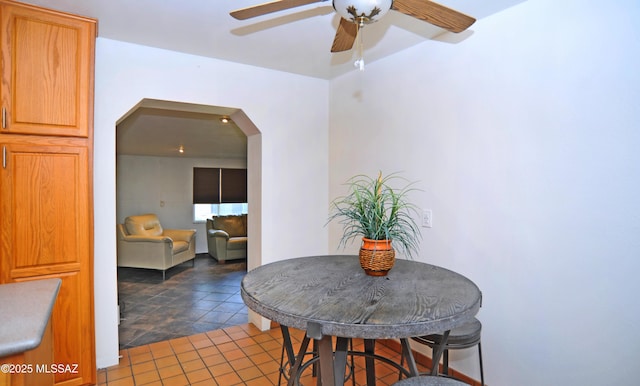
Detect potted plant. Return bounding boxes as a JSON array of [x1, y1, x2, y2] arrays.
[[328, 171, 422, 276]]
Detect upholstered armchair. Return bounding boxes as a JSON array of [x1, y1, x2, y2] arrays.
[[117, 214, 196, 280], [206, 214, 247, 263]]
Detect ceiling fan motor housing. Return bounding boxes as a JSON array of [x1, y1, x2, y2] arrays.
[[333, 0, 393, 24]]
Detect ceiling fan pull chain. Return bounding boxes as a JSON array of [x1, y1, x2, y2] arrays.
[[354, 19, 365, 71]]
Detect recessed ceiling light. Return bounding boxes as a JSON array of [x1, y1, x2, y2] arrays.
[[220, 117, 230, 124], [178, 145, 184, 153]]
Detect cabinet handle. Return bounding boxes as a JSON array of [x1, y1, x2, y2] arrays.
[[2, 146, 5, 169], [1, 107, 5, 129]]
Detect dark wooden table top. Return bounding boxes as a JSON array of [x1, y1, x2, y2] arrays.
[[241, 255, 481, 339]]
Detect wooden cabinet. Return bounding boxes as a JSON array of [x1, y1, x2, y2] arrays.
[[0, 1, 95, 386], [0, 1, 95, 137]]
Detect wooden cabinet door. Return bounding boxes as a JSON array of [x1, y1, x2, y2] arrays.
[[0, 139, 95, 386], [0, 2, 95, 137]]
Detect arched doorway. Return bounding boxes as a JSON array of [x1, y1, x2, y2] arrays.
[[114, 99, 262, 348]]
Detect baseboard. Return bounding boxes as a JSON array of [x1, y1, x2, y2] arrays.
[[379, 339, 482, 386]]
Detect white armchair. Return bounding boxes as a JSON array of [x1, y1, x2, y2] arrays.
[[117, 214, 196, 280]]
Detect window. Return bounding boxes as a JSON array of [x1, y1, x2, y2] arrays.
[[194, 203, 248, 222], [193, 168, 247, 222]]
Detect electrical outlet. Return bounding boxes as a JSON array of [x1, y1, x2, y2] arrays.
[[422, 209, 432, 228]]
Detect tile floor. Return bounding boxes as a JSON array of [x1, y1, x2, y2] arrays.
[[99, 323, 426, 386], [118, 254, 248, 349], [109, 253, 475, 385]]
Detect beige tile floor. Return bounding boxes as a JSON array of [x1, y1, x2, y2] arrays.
[[98, 323, 433, 386]]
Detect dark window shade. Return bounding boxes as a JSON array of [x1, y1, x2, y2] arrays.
[[193, 167, 220, 204], [221, 168, 247, 203]]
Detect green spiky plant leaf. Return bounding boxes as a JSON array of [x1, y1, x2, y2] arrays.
[[328, 172, 422, 259]]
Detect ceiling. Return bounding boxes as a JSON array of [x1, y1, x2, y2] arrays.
[[116, 100, 247, 159], [21, 0, 524, 159], [23, 0, 524, 80]]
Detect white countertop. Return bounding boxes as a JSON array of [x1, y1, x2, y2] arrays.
[[0, 278, 61, 358]]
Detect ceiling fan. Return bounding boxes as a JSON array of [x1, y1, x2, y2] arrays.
[[230, 0, 476, 53]]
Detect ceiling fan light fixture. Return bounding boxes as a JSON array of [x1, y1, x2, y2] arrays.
[[333, 0, 393, 25]]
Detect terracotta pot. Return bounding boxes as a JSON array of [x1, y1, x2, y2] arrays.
[[359, 238, 395, 276]]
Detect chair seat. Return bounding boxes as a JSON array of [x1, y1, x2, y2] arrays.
[[413, 317, 481, 348], [393, 376, 468, 385], [408, 317, 484, 386]]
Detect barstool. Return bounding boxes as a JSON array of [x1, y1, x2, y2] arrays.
[[411, 317, 484, 386], [393, 375, 469, 385]]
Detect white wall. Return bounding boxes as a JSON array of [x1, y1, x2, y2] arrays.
[[95, 39, 330, 367], [329, 0, 640, 385], [116, 155, 247, 253]]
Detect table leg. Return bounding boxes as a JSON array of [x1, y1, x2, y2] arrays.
[[334, 337, 349, 386], [430, 330, 451, 376], [400, 338, 419, 377], [314, 340, 321, 386], [281, 326, 296, 369], [317, 335, 336, 386], [279, 326, 294, 386], [364, 339, 376, 386], [286, 334, 311, 386]]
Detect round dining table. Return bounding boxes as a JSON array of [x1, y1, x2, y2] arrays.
[[241, 255, 482, 386]]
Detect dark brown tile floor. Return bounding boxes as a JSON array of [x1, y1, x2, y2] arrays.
[[118, 253, 248, 349]]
